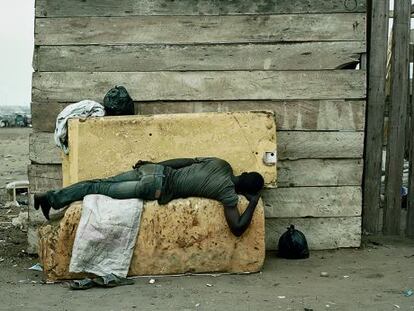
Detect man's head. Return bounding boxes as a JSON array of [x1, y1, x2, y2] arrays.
[[235, 172, 264, 195]]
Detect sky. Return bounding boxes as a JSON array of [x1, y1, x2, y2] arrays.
[[0, 0, 34, 107]]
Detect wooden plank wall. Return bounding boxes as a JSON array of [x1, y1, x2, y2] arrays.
[[30, 0, 367, 251]]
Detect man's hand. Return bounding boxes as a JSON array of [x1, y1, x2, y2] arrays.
[[132, 160, 153, 169], [224, 192, 261, 237], [243, 192, 261, 203]]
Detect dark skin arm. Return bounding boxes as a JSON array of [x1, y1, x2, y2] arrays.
[[223, 193, 260, 237], [133, 158, 198, 170]]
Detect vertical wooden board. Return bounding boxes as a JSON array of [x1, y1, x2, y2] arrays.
[[34, 15, 366, 45], [36, 42, 366, 72], [384, 0, 411, 235], [36, 0, 367, 17], [363, 0, 389, 234], [32, 71, 367, 102], [263, 186, 362, 218], [277, 159, 363, 187], [265, 217, 361, 250], [138, 100, 366, 132], [407, 48, 414, 237], [278, 131, 364, 159]]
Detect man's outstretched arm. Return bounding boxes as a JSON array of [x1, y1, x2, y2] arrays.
[[223, 193, 260, 237]]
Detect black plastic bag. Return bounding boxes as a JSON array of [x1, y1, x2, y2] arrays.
[[103, 86, 134, 116], [277, 224, 310, 259]]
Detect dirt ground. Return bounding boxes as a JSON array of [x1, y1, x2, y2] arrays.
[[1, 128, 414, 311]]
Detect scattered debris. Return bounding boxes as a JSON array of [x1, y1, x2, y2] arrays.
[[149, 278, 155, 284], [28, 263, 43, 272], [5, 201, 19, 209], [403, 289, 413, 297], [11, 211, 28, 231], [18, 279, 30, 284], [320, 271, 329, 277]]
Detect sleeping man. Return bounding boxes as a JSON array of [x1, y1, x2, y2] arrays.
[[34, 157, 264, 236]]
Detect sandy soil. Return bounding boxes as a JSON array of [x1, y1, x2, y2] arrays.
[[1, 128, 414, 311]]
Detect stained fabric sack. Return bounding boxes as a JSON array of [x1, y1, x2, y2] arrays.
[[277, 225, 310, 259], [103, 86, 134, 116], [69, 194, 143, 278]]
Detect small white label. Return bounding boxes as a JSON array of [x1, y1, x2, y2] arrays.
[[263, 151, 277, 166]]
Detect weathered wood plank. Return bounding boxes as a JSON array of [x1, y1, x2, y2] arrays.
[[140, 100, 366, 131], [28, 164, 62, 192], [32, 100, 366, 133], [36, 42, 365, 72], [29, 131, 364, 164], [278, 131, 364, 160], [277, 159, 363, 187], [263, 186, 361, 218], [383, 0, 411, 235], [31, 102, 70, 133], [36, 0, 366, 17], [32, 71, 366, 102], [30, 102, 139, 133], [27, 163, 361, 217], [407, 48, 414, 237], [363, 0, 389, 234], [265, 217, 361, 250], [29, 132, 61, 164], [29, 160, 362, 197], [34, 14, 366, 45]]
